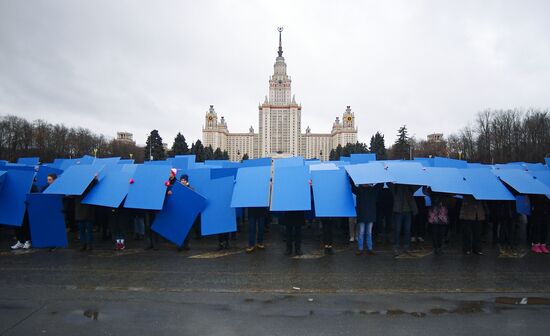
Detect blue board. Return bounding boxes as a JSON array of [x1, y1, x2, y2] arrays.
[[271, 165, 311, 211], [201, 176, 237, 235], [82, 165, 136, 208], [273, 157, 304, 168], [0, 171, 6, 188], [433, 157, 468, 169], [309, 163, 338, 171], [27, 193, 67, 248], [241, 157, 272, 167], [546, 158, 550, 168], [231, 166, 271, 208], [186, 168, 212, 194], [414, 158, 434, 167], [93, 157, 121, 165], [460, 168, 515, 200], [385, 161, 430, 186], [493, 169, 550, 195], [17, 157, 40, 165], [350, 153, 376, 164], [210, 167, 238, 180], [124, 164, 171, 210], [152, 183, 207, 246], [311, 169, 356, 217], [35, 166, 64, 191], [43, 164, 104, 195], [515, 195, 531, 216], [0, 168, 35, 226], [172, 157, 192, 171], [425, 167, 473, 195], [345, 162, 394, 185]]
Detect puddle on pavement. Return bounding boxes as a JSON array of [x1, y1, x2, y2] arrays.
[[496, 297, 550, 305], [83, 309, 99, 320]]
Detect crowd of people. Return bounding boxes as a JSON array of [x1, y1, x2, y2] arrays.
[[6, 169, 550, 258]]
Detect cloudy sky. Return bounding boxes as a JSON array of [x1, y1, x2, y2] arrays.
[[1, 0, 549, 146]]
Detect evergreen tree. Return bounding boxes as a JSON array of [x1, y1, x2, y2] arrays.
[[222, 150, 230, 160], [144, 129, 165, 161], [241, 153, 249, 161], [190, 140, 206, 162], [213, 147, 223, 159], [205, 145, 214, 161], [393, 125, 410, 160], [369, 131, 387, 160], [171, 132, 189, 155], [329, 144, 343, 161]]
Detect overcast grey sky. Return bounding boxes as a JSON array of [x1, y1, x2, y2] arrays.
[[1, 0, 549, 146]]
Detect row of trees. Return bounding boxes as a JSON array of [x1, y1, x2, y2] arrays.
[[446, 108, 550, 163], [0, 115, 144, 163], [144, 130, 229, 162], [2, 108, 549, 164]]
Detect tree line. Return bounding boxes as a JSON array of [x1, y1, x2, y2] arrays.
[[1, 108, 549, 164]]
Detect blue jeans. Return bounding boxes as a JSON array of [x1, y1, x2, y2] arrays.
[[248, 216, 265, 247], [393, 212, 412, 251], [357, 222, 373, 251], [78, 220, 93, 244]]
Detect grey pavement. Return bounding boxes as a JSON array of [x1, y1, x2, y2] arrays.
[[1, 225, 550, 335]]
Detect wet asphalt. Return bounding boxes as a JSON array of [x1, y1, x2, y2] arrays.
[[1, 224, 550, 335]]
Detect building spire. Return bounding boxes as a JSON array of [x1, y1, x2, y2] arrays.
[[277, 27, 283, 57]]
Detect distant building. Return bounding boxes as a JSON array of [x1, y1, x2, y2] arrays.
[[116, 132, 135, 144], [202, 28, 358, 161], [427, 133, 444, 143]]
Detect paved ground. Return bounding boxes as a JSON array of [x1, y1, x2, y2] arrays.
[[1, 224, 550, 335]]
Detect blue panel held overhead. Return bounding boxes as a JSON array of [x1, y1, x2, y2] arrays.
[[43, 164, 104, 195], [311, 169, 356, 217], [230, 166, 271, 208], [124, 164, 171, 210], [270, 165, 311, 211]]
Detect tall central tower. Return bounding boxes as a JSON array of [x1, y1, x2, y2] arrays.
[[258, 27, 302, 157]]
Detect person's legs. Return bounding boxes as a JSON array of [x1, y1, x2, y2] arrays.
[[403, 213, 412, 251], [472, 220, 483, 254], [357, 222, 365, 251], [285, 218, 293, 254], [86, 221, 94, 248], [295, 221, 302, 253], [248, 216, 257, 248], [349, 218, 356, 242], [393, 213, 403, 251], [366, 222, 374, 251], [77, 220, 86, 247], [257, 217, 265, 245], [462, 220, 472, 253]]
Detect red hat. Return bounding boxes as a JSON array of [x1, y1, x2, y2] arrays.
[[170, 168, 177, 176]]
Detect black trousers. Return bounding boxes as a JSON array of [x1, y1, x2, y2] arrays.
[[431, 224, 446, 250], [284, 212, 304, 250], [322, 219, 333, 246], [15, 211, 31, 242], [531, 215, 549, 244], [462, 220, 483, 253], [145, 211, 159, 249]]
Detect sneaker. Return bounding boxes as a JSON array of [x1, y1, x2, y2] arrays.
[[120, 242, 125, 250], [245, 246, 255, 253], [349, 237, 355, 243], [417, 237, 425, 243], [540, 244, 549, 254], [22, 241, 32, 249], [532, 244, 543, 254], [411, 237, 417, 243], [10, 241, 24, 250], [256, 244, 265, 250]]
